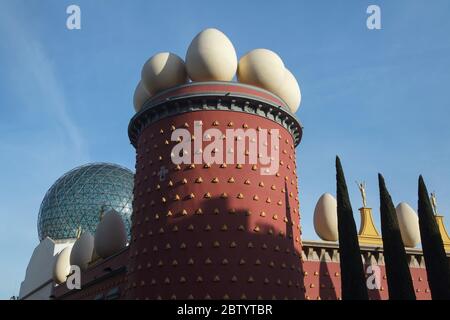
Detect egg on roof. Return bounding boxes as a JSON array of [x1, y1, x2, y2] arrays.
[[237, 48, 285, 93], [185, 28, 237, 81], [313, 193, 338, 241], [271, 68, 302, 113], [133, 81, 151, 112], [70, 232, 94, 271], [396, 202, 421, 248], [141, 52, 188, 96], [94, 209, 127, 258], [52, 246, 73, 284]]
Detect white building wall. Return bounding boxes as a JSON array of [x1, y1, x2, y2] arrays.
[[19, 237, 74, 300]]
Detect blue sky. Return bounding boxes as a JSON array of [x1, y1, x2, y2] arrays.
[[1, 0, 449, 299]]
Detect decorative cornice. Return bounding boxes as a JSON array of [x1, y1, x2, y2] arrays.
[[128, 82, 303, 148], [301, 240, 450, 268]]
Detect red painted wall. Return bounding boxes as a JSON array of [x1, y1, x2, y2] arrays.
[[53, 247, 431, 300], [301, 261, 431, 300], [52, 82, 432, 301], [125, 110, 303, 300]]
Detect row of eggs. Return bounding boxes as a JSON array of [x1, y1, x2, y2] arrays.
[[134, 28, 302, 114], [52, 210, 128, 284], [314, 193, 421, 248]]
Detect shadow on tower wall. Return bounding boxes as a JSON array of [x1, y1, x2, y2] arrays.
[[129, 195, 306, 300]]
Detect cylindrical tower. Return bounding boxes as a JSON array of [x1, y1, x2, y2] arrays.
[[126, 81, 303, 299]]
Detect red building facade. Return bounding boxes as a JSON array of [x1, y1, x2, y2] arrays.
[[125, 82, 304, 300], [52, 82, 436, 300]]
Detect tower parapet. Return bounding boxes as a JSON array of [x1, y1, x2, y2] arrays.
[[129, 81, 302, 148]]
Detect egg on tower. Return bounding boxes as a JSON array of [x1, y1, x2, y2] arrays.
[[396, 202, 421, 248], [313, 193, 339, 242], [94, 209, 128, 258], [271, 68, 302, 113], [237, 48, 285, 93], [141, 52, 188, 95], [70, 232, 94, 271], [133, 81, 151, 113], [52, 246, 73, 284], [133, 28, 305, 116], [185, 28, 237, 81]]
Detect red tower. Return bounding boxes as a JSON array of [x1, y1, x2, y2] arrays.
[[125, 81, 303, 300]]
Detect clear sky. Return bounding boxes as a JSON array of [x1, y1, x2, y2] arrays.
[[1, 0, 449, 299]]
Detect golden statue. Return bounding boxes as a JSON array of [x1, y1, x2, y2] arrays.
[[356, 181, 368, 208], [430, 192, 438, 215]]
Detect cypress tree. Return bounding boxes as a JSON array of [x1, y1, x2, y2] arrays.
[[378, 173, 416, 300], [417, 175, 450, 300], [335, 156, 368, 300]]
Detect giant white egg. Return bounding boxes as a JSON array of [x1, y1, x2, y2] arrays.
[[271, 68, 302, 113], [141, 52, 188, 95], [396, 202, 421, 248], [313, 193, 338, 241], [133, 81, 150, 113], [52, 246, 73, 284], [185, 28, 237, 81], [237, 48, 285, 93], [94, 209, 127, 258], [70, 232, 94, 271]]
